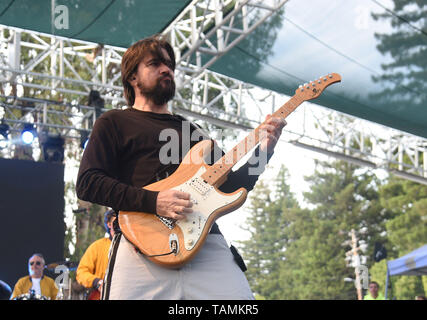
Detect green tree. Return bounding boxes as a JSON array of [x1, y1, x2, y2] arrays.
[[371, 0, 427, 129], [67, 202, 107, 262], [380, 178, 427, 253], [373, 176, 427, 299], [239, 165, 299, 299], [278, 160, 391, 299], [369, 259, 388, 294]]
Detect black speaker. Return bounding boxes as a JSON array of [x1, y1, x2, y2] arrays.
[[0, 158, 65, 290]]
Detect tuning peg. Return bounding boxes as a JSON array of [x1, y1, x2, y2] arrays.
[[328, 74, 333, 78]]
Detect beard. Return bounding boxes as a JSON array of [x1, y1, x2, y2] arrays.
[[137, 76, 176, 106]]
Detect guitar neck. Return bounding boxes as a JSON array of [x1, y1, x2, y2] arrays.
[[201, 95, 303, 186]]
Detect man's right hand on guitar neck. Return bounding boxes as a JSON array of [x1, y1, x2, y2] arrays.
[[156, 190, 193, 220]]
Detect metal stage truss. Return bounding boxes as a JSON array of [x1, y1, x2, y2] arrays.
[[0, 0, 426, 185]]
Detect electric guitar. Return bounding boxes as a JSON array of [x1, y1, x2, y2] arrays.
[[87, 288, 100, 300], [119, 73, 342, 268]]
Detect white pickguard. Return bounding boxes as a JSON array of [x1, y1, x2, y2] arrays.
[[168, 166, 244, 251]]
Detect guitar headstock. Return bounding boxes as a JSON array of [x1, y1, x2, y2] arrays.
[[295, 73, 341, 101]]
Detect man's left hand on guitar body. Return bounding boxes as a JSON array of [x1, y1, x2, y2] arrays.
[[259, 114, 287, 154]]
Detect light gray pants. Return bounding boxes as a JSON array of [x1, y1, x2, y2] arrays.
[[102, 233, 254, 300]]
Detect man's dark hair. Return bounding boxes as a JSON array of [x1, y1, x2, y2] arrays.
[[121, 35, 176, 106], [104, 209, 116, 234]]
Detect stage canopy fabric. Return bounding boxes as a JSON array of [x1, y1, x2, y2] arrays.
[[387, 245, 427, 277], [0, 0, 191, 47], [385, 244, 427, 299], [1, 0, 426, 138]]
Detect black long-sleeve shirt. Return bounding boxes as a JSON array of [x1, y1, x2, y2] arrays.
[[76, 107, 271, 221]]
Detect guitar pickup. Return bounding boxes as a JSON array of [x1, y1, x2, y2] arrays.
[[188, 177, 212, 196]]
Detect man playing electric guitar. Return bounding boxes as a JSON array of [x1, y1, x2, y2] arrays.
[[76, 35, 286, 300]]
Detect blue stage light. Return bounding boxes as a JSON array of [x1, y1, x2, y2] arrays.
[[21, 124, 36, 145]]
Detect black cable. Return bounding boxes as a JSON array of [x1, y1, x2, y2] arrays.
[[282, 16, 422, 96], [70, 0, 117, 39], [145, 249, 176, 258], [283, 16, 384, 78], [234, 16, 422, 97], [371, 0, 427, 38], [234, 45, 424, 132], [159, 0, 193, 33], [0, 0, 15, 19], [145, 240, 178, 257], [235, 46, 305, 83]]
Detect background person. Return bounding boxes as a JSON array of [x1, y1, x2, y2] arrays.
[[364, 281, 385, 300], [76, 209, 116, 299], [11, 253, 58, 300]]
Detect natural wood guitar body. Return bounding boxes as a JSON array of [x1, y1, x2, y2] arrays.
[[119, 140, 248, 268]]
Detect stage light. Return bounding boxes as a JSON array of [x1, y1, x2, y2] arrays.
[[80, 130, 90, 149], [21, 123, 37, 145], [0, 122, 9, 149], [41, 134, 65, 163]]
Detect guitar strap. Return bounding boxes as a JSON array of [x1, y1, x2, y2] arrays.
[[101, 232, 122, 300], [230, 244, 247, 272]]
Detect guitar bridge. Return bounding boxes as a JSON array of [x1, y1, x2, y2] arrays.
[[156, 214, 176, 230]]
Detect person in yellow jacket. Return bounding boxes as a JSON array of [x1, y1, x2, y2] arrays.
[[76, 209, 116, 299], [11, 253, 58, 300]]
